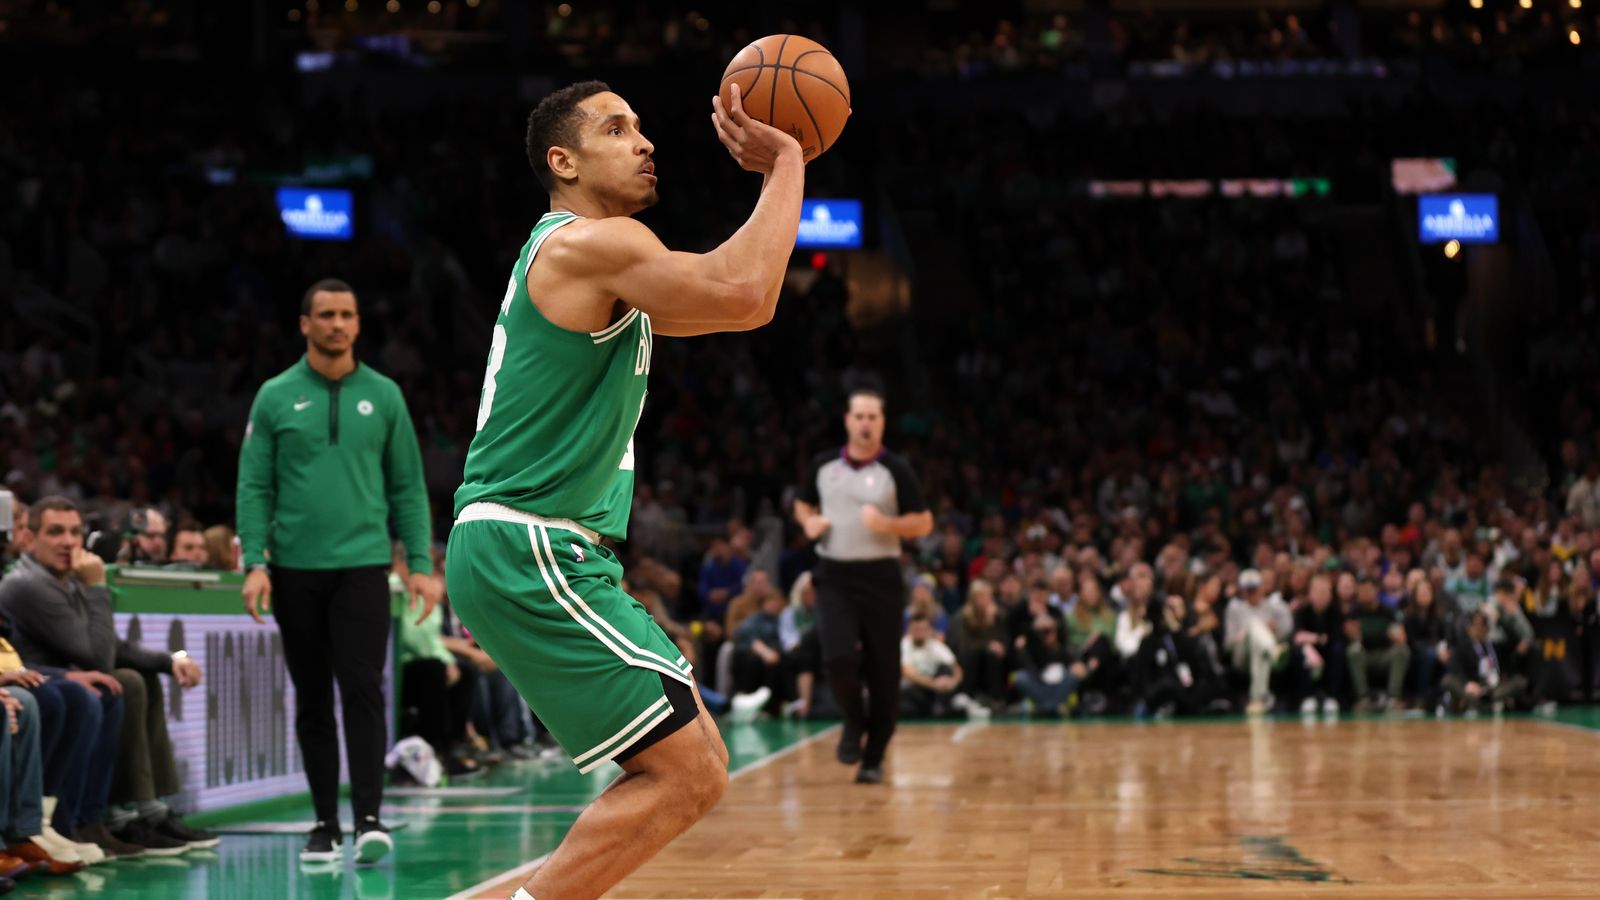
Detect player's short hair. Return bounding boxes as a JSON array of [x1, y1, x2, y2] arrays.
[[302, 278, 356, 316], [526, 80, 612, 192]]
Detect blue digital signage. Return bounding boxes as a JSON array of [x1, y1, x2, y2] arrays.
[[795, 198, 863, 249], [277, 187, 354, 241], [1418, 194, 1497, 244]]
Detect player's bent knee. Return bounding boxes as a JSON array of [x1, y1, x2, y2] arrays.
[[679, 750, 728, 819]]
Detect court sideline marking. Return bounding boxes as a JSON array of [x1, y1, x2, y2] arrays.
[[443, 723, 840, 900]]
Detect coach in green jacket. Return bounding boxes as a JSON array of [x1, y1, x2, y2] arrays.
[[235, 278, 439, 867]]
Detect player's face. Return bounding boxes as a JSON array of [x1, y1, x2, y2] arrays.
[[845, 395, 884, 447], [301, 291, 360, 356], [574, 92, 657, 212]]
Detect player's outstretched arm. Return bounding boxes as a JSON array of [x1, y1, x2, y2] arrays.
[[552, 85, 803, 337]]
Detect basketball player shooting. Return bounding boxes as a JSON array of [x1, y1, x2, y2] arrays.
[[443, 81, 805, 899]]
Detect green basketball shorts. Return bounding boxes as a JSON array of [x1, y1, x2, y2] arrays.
[[445, 503, 697, 773]]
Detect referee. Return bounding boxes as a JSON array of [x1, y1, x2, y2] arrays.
[[236, 279, 439, 865], [794, 388, 933, 784]]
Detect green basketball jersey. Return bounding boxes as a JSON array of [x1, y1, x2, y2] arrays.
[[454, 212, 653, 539]]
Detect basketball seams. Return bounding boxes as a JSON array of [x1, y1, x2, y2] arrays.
[[789, 50, 852, 105], [792, 67, 850, 105], [723, 62, 850, 104], [744, 41, 765, 110], [770, 34, 790, 128], [788, 64, 824, 158]]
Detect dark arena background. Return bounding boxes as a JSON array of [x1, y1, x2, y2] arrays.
[[1, 0, 1599, 897]]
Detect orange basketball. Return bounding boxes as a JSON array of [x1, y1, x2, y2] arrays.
[[719, 34, 851, 163]]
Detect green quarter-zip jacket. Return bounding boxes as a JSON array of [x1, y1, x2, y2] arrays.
[[236, 357, 433, 574]]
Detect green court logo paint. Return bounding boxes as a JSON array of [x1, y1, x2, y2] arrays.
[[1134, 835, 1353, 883]]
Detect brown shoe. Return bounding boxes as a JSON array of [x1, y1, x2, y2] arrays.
[[0, 854, 35, 880], [70, 823, 146, 860], [5, 841, 84, 875]]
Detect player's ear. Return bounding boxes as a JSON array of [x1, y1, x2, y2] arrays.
[[548, 144, 579, 183]]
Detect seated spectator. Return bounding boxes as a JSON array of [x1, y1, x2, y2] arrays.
[[201, 525, 239, 572], [0, 497, 214, 856], [1014, 613, 1085, 716], [115, 508, 168, 567], [725, 570, 780, 639], [1067, 574, 1122, 710], [1065, 577, 1116, 656], [730, 587, 788, 717], [778, 573, 823, 718], [697, 535, 748, 657], [1290, 573, 1346, 714], [1377, 568, 1407, 610], [1134, 595, 1220, 717], [3, 501, 31, 568], [1113, 566, 1157, 663], [166, 524, 209, 568], [902, 576, 949, 636], [1486, 578, 1536, 686], [1549, 580, 1598, 704], [391, 549, 479, 779], [1403, 579, 1452, 709], [947, 579, 1007, 708], [1443, 611, 1529, 712], [1006, 578, 1065, 646], [0, 525, 129, 861], [1345, 578, 1410, 711], [0, 684, 87, 875], [900, 612, 983, 719], [1446, 553, 1492, 614], [1224, 568, 1293, 714]]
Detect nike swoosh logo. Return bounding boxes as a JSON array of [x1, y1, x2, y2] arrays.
[[294, 401, 312, 411]]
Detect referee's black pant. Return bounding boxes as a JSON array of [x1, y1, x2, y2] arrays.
[[813, 558, 905, 768], [272, 565, 391, 826]]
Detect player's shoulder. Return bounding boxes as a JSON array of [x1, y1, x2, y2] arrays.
[[808, 449, 839, 471], [541, 215, 661, 270]]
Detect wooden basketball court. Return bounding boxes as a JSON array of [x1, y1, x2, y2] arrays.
[[596, 717, 1599, 899]]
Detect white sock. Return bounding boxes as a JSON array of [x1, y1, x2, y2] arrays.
[[511, 889, 536, 900]]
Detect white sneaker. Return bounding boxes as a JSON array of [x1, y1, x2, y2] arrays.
[[1299, 697, 1318, 715], [29, 833, 83, 865], [71, 838, 108, 865], [39, 824, 104, 865], [953, 693, 992, 721], [354, 827, 392, 866], [728, 686, 771, 724], [1321, 697, 1340, 716], [35, 797, 96, 864]]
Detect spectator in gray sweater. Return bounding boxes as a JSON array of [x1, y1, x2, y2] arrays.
[[0, 497, 215, 854], [1223, 569, 1293, 714]]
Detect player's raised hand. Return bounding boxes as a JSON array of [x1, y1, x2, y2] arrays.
[[712, 83, 803, 174]]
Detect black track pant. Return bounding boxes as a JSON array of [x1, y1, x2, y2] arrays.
[[272, 565, 391, 826], [814, 558, 905, 768]]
